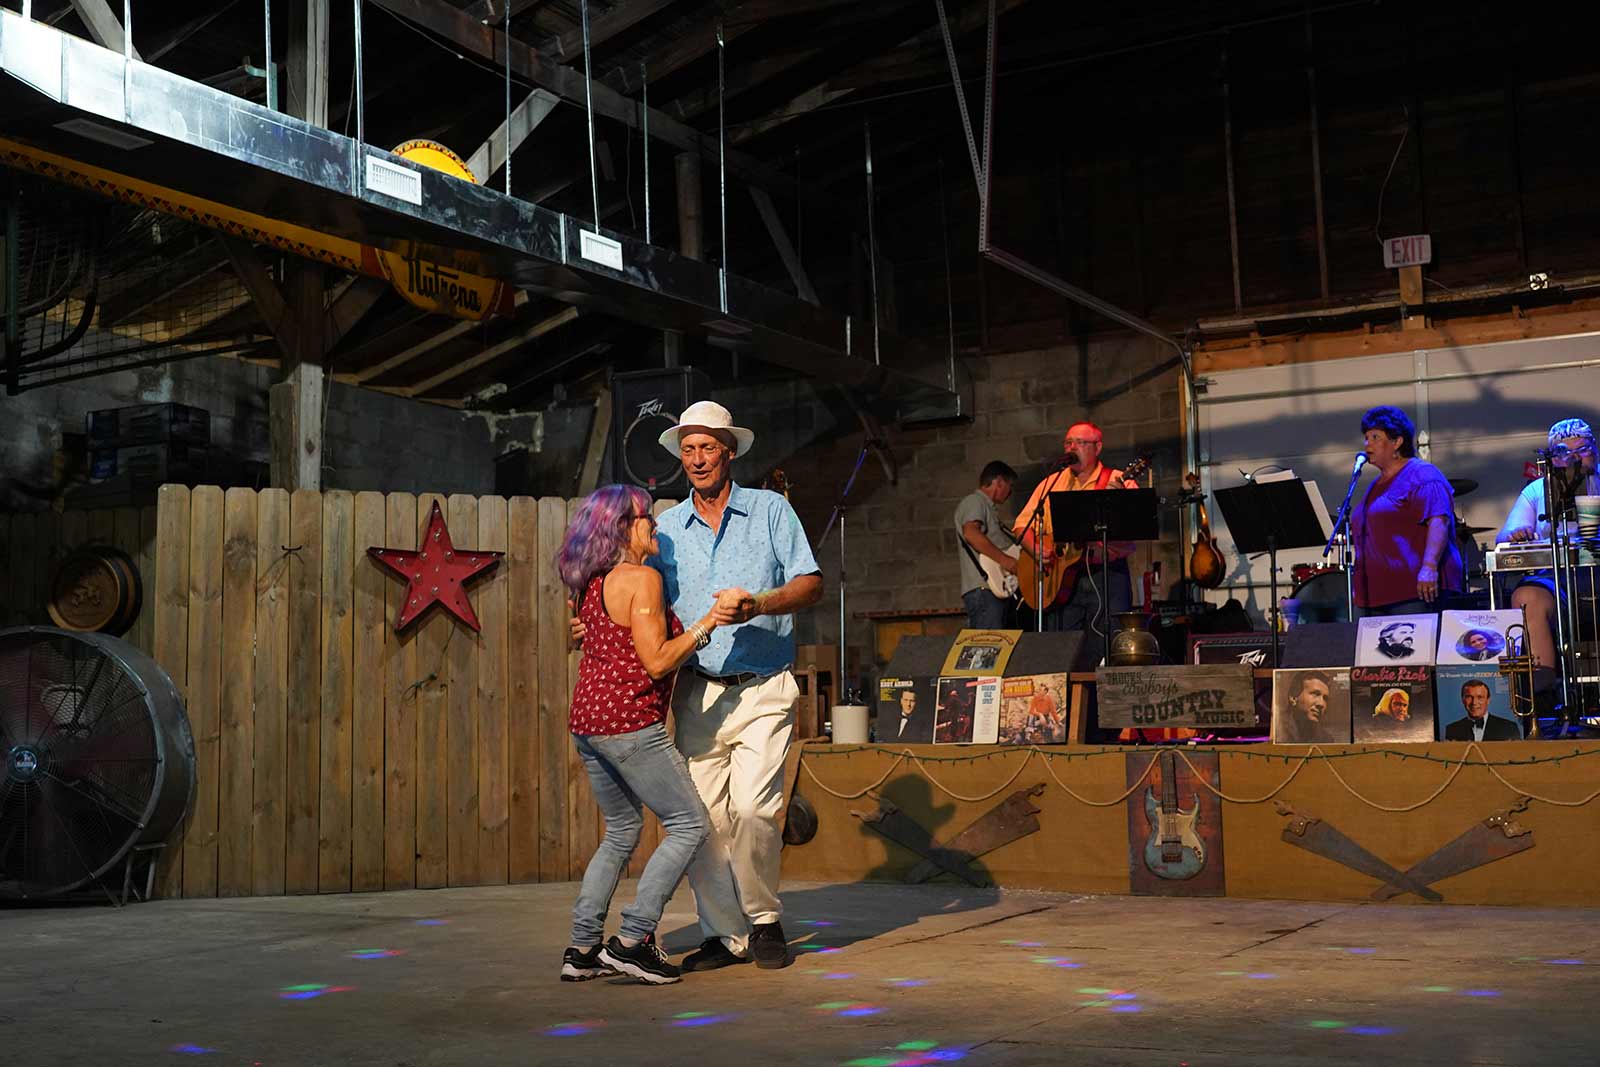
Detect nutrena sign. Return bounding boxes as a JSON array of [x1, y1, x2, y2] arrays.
[[0, 136, 513, 323], [372, 141, 512, 321]]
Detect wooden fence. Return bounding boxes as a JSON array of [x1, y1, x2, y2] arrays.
[[3, 486, 672, 898]]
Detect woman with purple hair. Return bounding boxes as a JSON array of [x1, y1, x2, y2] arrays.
[[555, 484, 747, 986]]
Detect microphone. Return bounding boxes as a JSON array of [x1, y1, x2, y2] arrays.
[[1046, 451, 1078, 473], [1351, 452, 1368, 476]]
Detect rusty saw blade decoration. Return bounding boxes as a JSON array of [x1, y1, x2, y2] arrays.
[[852, 784, 1047, 888], [1370, 797, 1535, 902], [1275, 801, 1443, 902]]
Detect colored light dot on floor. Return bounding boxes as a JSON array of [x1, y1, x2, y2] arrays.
[[843, 1059, 897, 1067], [1112, 1005, 1143, 1013], [1344, 1026, 1397, 1036], [1247, 973, 1277, 980], [1309, 1020, 1347, 1029], [1216, 970, 1244, 976], [1463, 990, 1500, 997], [170, 1045, 214, 1054], [824, 973, 856, 980], [1548, 959, 1586, 965], [888, 979, 927, 987], [282, 985, 324, 992], [817, 1002, 853, 1010], [896, 1042, 940, 1051], [840, 1006, 881, 1017], [1077, 987, 1111, 994], [1347, 948, 1376, 955], [1080, 1000, 1110, 1008], [1422, 986, 1453, 992], [415, 919, 448, 925], [1109, 993, 1138, 1000], [544, 1024, 590, 1037]]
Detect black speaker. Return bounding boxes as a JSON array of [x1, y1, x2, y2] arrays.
[[611, 367, 712, 495]]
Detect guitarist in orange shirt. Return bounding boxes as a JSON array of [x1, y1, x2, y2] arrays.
[[1012, 422, 1140, 662]]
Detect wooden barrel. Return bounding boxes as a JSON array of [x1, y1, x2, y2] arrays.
[[46, 544, 143, 637]]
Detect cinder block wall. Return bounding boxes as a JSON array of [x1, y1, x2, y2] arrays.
[[783, 334, 1186, 690]]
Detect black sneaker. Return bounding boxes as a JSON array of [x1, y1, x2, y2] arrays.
[[598, 934, 681, 985], [560, 945, 611, 982], [750, 921, 790, 970], [681, 937, 752, 973]]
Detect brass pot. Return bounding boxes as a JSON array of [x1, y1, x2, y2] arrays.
[[1108, 610, 1161, 666]]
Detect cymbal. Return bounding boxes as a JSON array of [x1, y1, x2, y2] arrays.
[[1449, 478, 1479, 497]]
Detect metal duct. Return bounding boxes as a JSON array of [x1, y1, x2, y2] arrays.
[[0, 10, 962, 416]]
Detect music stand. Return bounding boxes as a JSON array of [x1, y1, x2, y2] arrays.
[[1213, 479, 1329, 668], [1047, 488, 1160, 663]]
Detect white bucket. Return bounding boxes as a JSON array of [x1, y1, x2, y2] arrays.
[[830, 704, 870, 744]]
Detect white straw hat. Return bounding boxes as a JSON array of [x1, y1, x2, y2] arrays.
[[657, 399, 755, 458]]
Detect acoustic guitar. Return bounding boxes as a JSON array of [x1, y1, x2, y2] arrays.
[[1186, 471, 1225, 588], [1015, 454, 1152, 610]]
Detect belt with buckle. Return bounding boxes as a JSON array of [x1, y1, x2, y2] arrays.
[[690, 667, 762, 687]]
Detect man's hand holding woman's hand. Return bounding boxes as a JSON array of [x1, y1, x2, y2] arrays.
[[713, 586, 760, 624]]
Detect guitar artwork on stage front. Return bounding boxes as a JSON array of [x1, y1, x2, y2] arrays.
[[1013, 454, 1153, 610], [1143, 749, 1205, 880]]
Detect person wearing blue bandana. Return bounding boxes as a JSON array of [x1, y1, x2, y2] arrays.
[[573, 399, 822, 971]]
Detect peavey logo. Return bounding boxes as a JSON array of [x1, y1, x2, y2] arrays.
[[1236, 649, 1267, 668], [637, 398, 665, 418], [404, 253, 483, 313]]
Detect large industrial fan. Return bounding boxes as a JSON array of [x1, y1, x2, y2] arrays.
[[0, 627, 194, 902]]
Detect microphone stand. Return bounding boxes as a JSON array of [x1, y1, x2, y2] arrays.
[[1536, 450, 1574, 730], [1021, 458, 1072, 633], [1324, 459, 1366, 621], [818, 442, 872, 702]]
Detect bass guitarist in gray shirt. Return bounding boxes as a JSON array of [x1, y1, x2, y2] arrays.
[[954, 461, 1019, 628]]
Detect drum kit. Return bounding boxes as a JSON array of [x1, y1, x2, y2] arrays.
[[1285, 476, 1492, 622]]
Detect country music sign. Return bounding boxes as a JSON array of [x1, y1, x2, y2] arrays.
[[1095, 665, 1257, 729]]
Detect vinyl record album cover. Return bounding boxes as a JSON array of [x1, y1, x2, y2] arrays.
[[998, 673, 1069, 744], [1354, 614, 1438, 667], [1351, 665, 1436, 743], [1270, 668, 1352, 744], [1435, 665, 1522, 740], [1436, 609, 1525, 665], [875, 676, 937, 744], [934, 675, 1000, 744], [939, 629, 1021, 676]]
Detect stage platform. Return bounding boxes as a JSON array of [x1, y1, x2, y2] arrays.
[[6, 879, 1599, 1065], [783, 741, 1600, 907]]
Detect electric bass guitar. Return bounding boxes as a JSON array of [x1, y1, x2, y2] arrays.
[[978, 545, 1023, 598], [1142, 749, 1205, 880], [1014, 454, 1152, 610]]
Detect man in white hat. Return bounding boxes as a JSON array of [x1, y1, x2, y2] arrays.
[[579, 399, 822, 970]]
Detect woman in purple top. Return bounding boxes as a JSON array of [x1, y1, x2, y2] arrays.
[[1350, 406, 1463, 616]]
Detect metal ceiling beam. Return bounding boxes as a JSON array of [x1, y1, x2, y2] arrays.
[[467, 88, 560, 182], [368, 0, 795, 194], [397, 304, 578, 396], [68, 0, 140, 58], [748, 187, 816, 305], [348, 289, 532, 384], [547, 0, 678, 60], [144, 2, 241, 65], [732, 0, 1034, 145]]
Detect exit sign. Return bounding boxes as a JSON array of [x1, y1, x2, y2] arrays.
[[1384, 234, 1432, 269]]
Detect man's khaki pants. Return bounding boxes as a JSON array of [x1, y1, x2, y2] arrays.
[[674, 669, 798, 948]]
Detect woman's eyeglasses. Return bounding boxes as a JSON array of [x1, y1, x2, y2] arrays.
[[623, 513, 657, 530]]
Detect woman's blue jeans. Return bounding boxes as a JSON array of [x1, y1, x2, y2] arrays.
[[570, 721, 742, 947]]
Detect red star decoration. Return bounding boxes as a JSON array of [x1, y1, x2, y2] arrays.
[[368, 501, 503, 632]]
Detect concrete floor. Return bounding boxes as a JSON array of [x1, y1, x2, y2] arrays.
[[3, 880, 1599, 1067]]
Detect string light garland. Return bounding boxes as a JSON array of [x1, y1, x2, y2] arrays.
[[796, 741, 1600, 811]]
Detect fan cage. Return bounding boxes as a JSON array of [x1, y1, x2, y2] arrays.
[[0, 627, 195, 900]]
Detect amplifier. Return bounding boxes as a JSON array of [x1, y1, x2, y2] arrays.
[[1486, 543, 1599, 573]]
